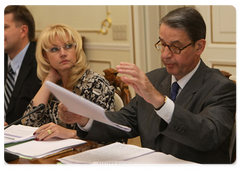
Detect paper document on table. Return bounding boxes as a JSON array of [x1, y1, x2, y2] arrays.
[[58, 142, 154, 164], [93, 152, 201, 166], [5, 138, 86, 158], [4, 125, 38, 144], [45, 81, 131, 132]]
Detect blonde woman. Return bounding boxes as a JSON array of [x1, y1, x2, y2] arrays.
[[21, 24, 115, 141]]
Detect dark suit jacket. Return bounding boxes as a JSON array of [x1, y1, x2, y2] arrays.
[[77, 60, 236, 164], [4, 42, 41, 124]]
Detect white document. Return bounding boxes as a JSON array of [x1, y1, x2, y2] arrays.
[[122, 152, 196, 164], [45, 81, 131, 132], [5, 138, 86, 158], [4, 125, 38, 144], [93, 152, 201, 165], [58, 142, 154, 164]]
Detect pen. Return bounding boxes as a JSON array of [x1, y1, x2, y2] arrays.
[[43, 148, 74, 159]]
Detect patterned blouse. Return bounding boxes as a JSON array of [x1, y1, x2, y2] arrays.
[[21, 69, 115, 129]]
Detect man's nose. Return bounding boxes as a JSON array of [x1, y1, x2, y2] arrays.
[[161, 46, 172, 59]]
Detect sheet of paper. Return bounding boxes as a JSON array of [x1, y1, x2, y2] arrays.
[[93, 152, 201, 165], [5, 138, 86, 158], [45, 81, 131, 132], [121, 152, 196, 164], [4, 125, 38, 144], [58, 142, 154, 164]]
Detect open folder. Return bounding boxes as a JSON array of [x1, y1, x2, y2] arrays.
[[45, 81, 131, 132]]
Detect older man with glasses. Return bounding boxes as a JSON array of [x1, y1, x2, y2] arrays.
[[59, 7, 236, 164]]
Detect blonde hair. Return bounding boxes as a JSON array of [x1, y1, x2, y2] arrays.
[[36, 23, 89, 89]]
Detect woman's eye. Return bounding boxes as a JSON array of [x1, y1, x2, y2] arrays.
[[50, 47, 59, 52], [65, 44, 72, 49]]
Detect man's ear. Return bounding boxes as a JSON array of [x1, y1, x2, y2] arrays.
[[195, 39, 206, 56], [20, 25, 28, 39]]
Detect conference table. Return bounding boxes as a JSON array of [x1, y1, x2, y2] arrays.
[[7, 141, 195, 164]]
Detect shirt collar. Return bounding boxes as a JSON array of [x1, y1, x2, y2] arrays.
[[8, 43, 30, 73], [171, 60, 201, 89]]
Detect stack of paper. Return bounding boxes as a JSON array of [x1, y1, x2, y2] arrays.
[[58, 142, 154, 164], [4, 125, 38, 144], [5, 138, 86, 158]]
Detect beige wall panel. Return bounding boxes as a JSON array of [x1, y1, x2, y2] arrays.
[[27, 5, 131, 43], [211, 6, 236, 43], [85, 49, 131, 74], [197, 6, 236, 80], [27, 6, 106, 30], [89, 60, 112, 76]]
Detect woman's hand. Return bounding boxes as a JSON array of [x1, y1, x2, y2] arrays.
[[33, 122, 77, 141], [32, 67, 61, 107], [45, 67, 61, 83], [58, 103, 90, 127]]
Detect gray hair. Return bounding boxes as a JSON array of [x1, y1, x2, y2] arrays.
[[159, 7, 206, 44]]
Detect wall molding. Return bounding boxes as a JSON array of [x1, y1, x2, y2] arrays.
[[209, 59, 236, 68], [208, 43, 236, 49], [84, 43, 130, 51], [88, 59, 113, 75], [89, 59, 112, 67], [209, 59, 236, 80]]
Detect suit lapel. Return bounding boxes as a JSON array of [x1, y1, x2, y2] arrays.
[[13, 42, 35, 97], [4, 54, 8, 83], [175, 61, 210, 107], [8, 42, 36, 112], [159, 75, 171, 96]]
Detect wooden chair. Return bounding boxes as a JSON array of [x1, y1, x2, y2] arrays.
[[103, 68, 132, 107], [103, 68, 132, 144], [221, 70, 236, 163]]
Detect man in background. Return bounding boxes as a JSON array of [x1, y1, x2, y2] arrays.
[[4, 5, 41, 124]]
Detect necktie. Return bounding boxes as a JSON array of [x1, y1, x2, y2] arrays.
[[170, 82, 180, 101], [4, 64, 15, 115]]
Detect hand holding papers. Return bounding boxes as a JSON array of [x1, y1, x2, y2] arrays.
[[45, 81, 131, 132]]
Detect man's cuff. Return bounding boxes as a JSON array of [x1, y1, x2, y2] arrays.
[[77, 118, 94, 132], [154, 96, 174, 124]]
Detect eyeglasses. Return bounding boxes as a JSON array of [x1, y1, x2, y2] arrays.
[[45, 43, 76, 53], [155, 40, 192, 54]]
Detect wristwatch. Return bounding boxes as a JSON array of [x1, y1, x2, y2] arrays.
[[154, 95, 167, 110]]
